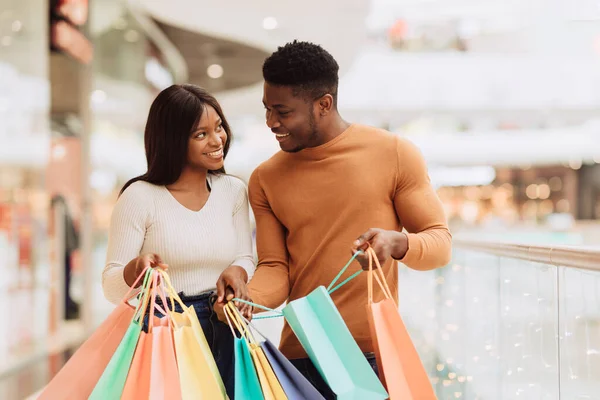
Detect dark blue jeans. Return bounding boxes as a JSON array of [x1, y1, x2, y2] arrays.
[[145, 292, 235, 399], [290, 352, 379, 399]]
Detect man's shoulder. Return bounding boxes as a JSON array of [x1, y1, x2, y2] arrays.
[[353, 124, 421, 156], [251, 151, 289, 180], [260, 150, 289, 169], [352, 123, 397, 144], [247, 151, 283, 191]]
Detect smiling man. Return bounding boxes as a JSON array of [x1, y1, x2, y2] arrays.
[[246, 40, 452, 398]]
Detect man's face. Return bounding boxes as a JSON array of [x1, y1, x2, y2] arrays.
[[262, 82, 319, 153]]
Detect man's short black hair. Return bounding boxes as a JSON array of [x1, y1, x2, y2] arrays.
[[262, 40, 339, 105]]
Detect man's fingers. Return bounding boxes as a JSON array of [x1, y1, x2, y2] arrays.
[[353, 250, 370, 270], [216, 278, 226, 302], [354, 229, 379, 250]]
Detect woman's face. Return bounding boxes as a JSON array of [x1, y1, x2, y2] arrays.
[[187, 105, 228, 171]]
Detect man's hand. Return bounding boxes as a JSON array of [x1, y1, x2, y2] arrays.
[[351, 228, 408, 270], [215, 265, 252, 320]]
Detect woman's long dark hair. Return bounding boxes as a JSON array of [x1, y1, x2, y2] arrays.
[[120, 84, 232, 195]]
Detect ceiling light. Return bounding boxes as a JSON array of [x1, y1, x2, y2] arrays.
[[52, 145, 66, 160], [91, 89, 107, 104], [113, 17, 127, 30], [207, 64, 223, 79], [263, 17, 278, 30], [124, 29, 140, 43], [12, 20, 22, 32]]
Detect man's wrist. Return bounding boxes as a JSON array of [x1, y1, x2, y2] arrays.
[[391, 231, 409, 260], [228, 264, 249, 283]]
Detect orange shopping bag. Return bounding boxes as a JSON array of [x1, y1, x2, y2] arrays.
[[122, 272, 161, 400], [366, 247, 437, 400], [38, 268, 150, 400]]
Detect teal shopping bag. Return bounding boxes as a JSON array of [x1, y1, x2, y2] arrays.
[[283, 287, 388, 400], [234, 337, 264, 400], [223, 303, 264, 400], [240, 252, 388, 400], [89, 269, 155, 400]]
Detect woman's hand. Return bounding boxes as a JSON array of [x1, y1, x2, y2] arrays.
[[215, 265, 252, 320], [123, 253, 168, 287]]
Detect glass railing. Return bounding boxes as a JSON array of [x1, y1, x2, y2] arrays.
[[399, 238, 600, 400]]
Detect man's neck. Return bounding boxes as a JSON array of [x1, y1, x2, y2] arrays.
[[318, 114, 351, 145]]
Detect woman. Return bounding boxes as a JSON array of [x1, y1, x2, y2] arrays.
[[102, 84, 254, 398]]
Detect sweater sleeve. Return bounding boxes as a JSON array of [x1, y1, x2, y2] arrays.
[[394, 137, 452, 270], [230, 178, 256, 279], [246, 168, 291, 310], [102, 184, 151, 305]]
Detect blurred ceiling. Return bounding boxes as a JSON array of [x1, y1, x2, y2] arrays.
[[154, 20, 269, 93]]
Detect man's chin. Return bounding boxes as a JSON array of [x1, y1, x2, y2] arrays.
[[279, 140, 301, 153], [280, 145, 302, 153]]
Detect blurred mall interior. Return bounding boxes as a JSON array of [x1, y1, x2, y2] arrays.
[[2, 0, 600, 399]]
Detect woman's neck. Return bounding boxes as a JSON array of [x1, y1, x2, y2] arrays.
[[167, 167, 209, 193]]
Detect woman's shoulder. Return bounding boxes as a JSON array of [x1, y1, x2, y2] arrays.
[[211, 173, 248, 193], [119, 180, 164, 203]]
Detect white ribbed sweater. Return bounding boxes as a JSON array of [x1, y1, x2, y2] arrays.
[[102, 174, 255, 305]]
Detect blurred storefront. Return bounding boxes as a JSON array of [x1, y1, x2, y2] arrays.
[[0, 1, 173, 397], [0, 0, 54, 364]]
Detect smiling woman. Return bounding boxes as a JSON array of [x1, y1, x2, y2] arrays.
[[120, 84, 233, 193], [101, 84, 255, 398]]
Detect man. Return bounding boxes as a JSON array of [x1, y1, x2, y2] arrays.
[[247, 40, 451, 397]]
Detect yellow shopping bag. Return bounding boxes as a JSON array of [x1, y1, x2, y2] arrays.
[[159, 271, 227, 400]]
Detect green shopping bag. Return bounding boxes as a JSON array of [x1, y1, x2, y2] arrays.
[[89, 268, 155, 400], [224, 302, 264, 400], [240, 252, 388, 400]]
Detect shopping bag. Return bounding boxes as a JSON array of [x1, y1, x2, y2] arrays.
[[159, 270, 227, 400], [226, 303, 287, 400], [89, 268, 155, 400], [224, 303, 264, 400], [283, 287, 388, 400], [38, 268, 150, 400], [241, 252, 388, 400], [365, 247, 436, 400], [234, 306, 324, 400], [260, 339, 325, 400], [149, 280, 182, 400], [122, 272, 162, 400]]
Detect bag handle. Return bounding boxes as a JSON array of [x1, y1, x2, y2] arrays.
[[228, 305, 270, 343], [222, 302, 239, 338], [155, 269, 196, 330], [122, 265, 150, 303], [233, 251, 365, 320], [133, 268, 155, 323], [153, 278, 172, 328], [367, 247, 395, 305], [227, 303, 261, 345], [226, 302, 258, 345], [147, 272, 160, 332], [224, 302, 253, 346], [326, 250, 363, 294], [147, 274, 172, 332]]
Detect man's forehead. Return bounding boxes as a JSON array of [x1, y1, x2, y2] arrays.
[[263, 85, 299, 105]]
